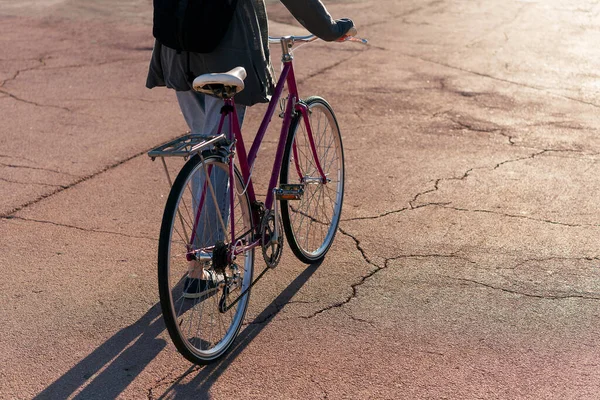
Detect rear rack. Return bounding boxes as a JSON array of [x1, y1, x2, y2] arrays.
[[148, 133, 229, 189], [148, 133, 227, 160]]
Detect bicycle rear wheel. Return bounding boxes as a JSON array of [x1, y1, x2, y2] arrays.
[[158, 153, 254, 364], [280, 96, 345, 263]]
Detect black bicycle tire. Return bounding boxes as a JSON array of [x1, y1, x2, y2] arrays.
[[157, 153, 253, 364]]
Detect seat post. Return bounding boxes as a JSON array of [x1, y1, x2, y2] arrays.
[[221, 98, 239, 142], [280, 36, 294, 62]]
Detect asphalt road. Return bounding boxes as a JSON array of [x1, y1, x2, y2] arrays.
[[1, 1, 600, 399]]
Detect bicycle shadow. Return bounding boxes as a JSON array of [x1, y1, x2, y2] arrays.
[[34, 261, 320, 399], [34, 303, 167, 400], [154, 261, 322, 399]]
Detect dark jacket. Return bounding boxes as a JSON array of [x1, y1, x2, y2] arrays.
[[146, 0, 353, 106]]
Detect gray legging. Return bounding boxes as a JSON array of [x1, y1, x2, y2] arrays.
[[176, 90, 246, 249]]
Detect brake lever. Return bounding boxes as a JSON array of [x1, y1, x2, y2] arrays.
[[338, 27, 368, 44], [343, 36, 368, 44]]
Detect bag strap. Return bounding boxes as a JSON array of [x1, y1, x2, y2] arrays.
[[186, 52, 195, 83]]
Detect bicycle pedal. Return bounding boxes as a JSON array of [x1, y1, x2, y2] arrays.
[[275, 184, 304, 200]]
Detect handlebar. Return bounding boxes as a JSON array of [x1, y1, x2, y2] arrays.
[[268, 29, 367, 62], [268, 29, 368, 46], [268, 35, 318, 45]]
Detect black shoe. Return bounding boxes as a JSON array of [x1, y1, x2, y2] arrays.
[[182, 272, 218, 299]]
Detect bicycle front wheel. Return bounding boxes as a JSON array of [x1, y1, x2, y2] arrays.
[[158, 153, 254, 364], [280, 96, 345, 263]]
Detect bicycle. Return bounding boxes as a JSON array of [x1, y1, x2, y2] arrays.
[[148, 30, 366, 364]]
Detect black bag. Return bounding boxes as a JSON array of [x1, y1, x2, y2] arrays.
[[153, 0, 238, 53]]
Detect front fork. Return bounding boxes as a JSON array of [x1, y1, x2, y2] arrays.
[[296, 101, 327, 184]]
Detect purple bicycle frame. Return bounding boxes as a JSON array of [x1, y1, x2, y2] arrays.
[[189, 59, 327, 254]]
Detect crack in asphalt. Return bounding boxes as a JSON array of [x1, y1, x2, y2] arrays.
[[401, 53, 600, 109], [346, 149, 585, 223], [342, 207, 410, 222], [1, 56, 143, 85], [68, 96, 172, 104], [347, 148, 593, 224], [147, 366, 199, 400], [511, 256, 600, 270], [433, 205, 597, 228], [0, 55, 49, 88], [1, 145, 162, 218], [303, 246, 475, 319], [298, 46, 370, 85], [0, 55, 68, 112], [0, 161, 78, 177], [450, 118, 502, 134], [389, 253, 475, 264], [363, 0, 445, 28], [0, 177, 66, 188], [337, 226, 375, 266], [311, 376, 330, 399], [446, 276, 600, 300], [237, 250, 474, 326], [433, 110, 565, 148], [408, 147, 600, 226], [561, 95, 600, 109], [4, 215, 157, 241], [346, 313, 376, 327], [242, 300, 318, 326], [464, 4, 528, 49], [528, 120, 590, 131], [0, 153, 37, 162], [0, 56, 145, 112], [42, 57, 146, 71], [320, 147, 600, 318], [432, 110, 600, 150], [440, 112, 517, 145], [407, 54, 550, 91], [409, 168, 471, 209], [301, 227, 381, 319], [0, 88, 72, 112]]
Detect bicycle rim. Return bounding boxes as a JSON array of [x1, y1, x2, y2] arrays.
[[158, 154, 254, 364], [281, 96, 344, 263]]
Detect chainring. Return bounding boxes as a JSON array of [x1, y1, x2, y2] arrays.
[[260, 210, 283, 268]]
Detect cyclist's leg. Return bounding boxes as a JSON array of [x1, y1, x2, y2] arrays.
[[175, 91, 247, 283], [178, 91, 247, 231]]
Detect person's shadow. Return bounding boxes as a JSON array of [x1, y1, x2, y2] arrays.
[[34, 262, 320, 399]]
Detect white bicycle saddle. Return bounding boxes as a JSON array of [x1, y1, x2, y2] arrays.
[[192, 67, 247, 98]]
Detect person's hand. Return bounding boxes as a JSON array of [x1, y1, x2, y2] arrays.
[[337, 26, 358, 42]]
